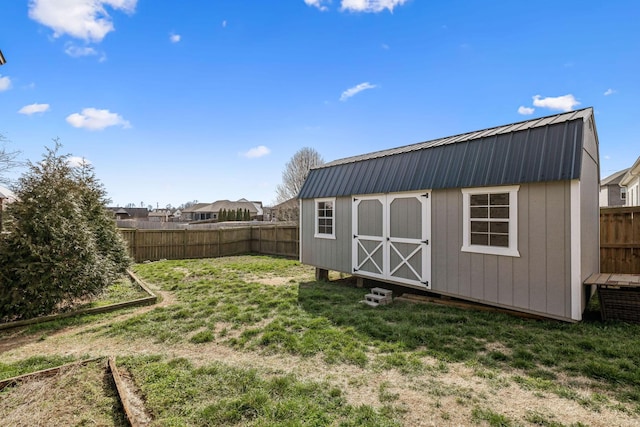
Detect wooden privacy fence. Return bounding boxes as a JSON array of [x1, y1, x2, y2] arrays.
[[601, 207, 640, 274], [119, 224, 299, 262]]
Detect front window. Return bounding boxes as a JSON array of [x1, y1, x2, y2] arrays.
[[315, 198, 335, 239], [462, 186, 519, 257]]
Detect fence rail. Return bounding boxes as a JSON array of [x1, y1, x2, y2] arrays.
[[119, 224, 299, 262], [600, 207, 640, 274]]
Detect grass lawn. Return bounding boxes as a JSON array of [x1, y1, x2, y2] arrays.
[[1, 255, 639, 426]]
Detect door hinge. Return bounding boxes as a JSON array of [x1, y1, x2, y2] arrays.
[[422, 193, 429, 198], [353, 197, 358, 202], [422, 280, 429, 286], [353, 234, 358, 239], [422, 239, 429, 245]]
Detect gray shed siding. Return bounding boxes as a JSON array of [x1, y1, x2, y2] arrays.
[[300, 198, 351, 272], [302, 181, 574, 319], [579, 117, 600, 313], [431, 182, 572, 320]]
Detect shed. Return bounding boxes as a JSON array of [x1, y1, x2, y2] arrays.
[[298, 108, 600, 321]]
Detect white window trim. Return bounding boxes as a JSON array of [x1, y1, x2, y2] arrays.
[[314, 197, 336, 239], [461, 185, 520, 257]]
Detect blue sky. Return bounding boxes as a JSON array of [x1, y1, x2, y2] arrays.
[[1, 0, 638, 208]]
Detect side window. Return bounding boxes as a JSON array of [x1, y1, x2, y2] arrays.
[[461, 186, 519, 257], [315, 198, 335, 239]]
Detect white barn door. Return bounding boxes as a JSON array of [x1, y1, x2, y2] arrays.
[[352, 195, 386, 280], [352, 192, 431, 288]]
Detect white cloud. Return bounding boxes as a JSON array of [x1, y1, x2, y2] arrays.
[[68, 156, 91, 167], [242, 146, 271, 159], [518, 106, 535, 115], [304, 0, 330, 11], [340, 82, 377, 101], [340, 0, 408, 13], [28, 0, 137, 42], [170, 33, 181, 43], [66, 107, 131, 130], [65, 44, 98, 57], [532, 94, 580, 112], [18, 103, 51, 115], [381, 43, 390, 50], [222, 20, 227, 28], [0, 75, 11, 91], [604, 88, 616, 96]]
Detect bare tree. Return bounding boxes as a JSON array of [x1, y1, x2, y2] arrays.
[[276, 147, 324, 203], [0, 133, 21, 185]]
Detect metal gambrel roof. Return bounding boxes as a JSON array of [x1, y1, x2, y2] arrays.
[[298, 108, 593, 199]]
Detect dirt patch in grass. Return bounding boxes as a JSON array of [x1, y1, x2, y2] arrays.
[[254, 276, 299, 286]]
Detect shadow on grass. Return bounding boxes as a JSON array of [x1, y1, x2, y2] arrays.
[[297, 279, 640, 397]]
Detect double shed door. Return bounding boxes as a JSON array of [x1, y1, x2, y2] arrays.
[[352, 192, 431, 288]]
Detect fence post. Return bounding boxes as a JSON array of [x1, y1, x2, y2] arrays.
[[183, 229, 187, 259], [133, 229, 139, 262]]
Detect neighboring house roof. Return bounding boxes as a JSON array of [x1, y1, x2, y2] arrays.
[[181, 203, 210, 213], [299, 108, 594, 199], [196, 200, 259, 214], [0, 186, 16, 203], [149, 209, 173, 217], [107, 207, 149, 219], [601, 168, 630, 187], [620, 156, 640, 187], [272, 197, 298, 210]]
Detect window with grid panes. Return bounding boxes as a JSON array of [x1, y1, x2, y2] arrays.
[[461, 186, 519, 257], [470, 192, 509, 247], [315, 198, 335, 238]]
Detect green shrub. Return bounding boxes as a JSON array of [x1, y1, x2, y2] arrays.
[[0, 143, 130, 321]]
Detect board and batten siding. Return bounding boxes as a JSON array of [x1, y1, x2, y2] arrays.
[[431, 181, 574, 320], [300, 197, 352, 272], [577, 117, 601, 316]]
